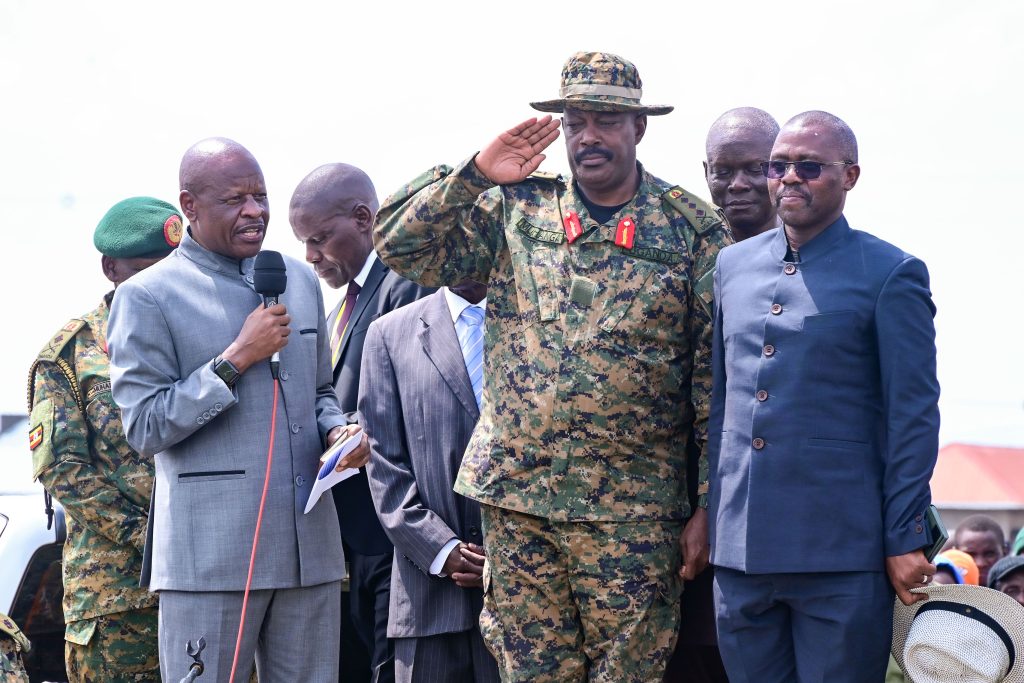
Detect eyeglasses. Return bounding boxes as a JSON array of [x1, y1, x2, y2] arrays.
[[761, 160, 853, 180]]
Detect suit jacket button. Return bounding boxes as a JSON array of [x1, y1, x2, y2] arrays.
[[770, 303, 783, 315], [280, 370, 290, 380], [245, 274, 254, 284], [291, 423, 300, 434], [915, 514, 923, 522], [202, 411, 211, 420], [915, 524, 923, 533], [214, 403, 223, 410], [756, 390, 768, 402], [295, 475, 305, 487], [752, 438, 765, 450], [196, 417, 205, 425], [469, 526, 480, 537], [784, 263, 797, 275], [763, 344, 775, 357]]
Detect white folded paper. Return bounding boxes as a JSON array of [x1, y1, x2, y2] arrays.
[[304, 431, 363, 514]]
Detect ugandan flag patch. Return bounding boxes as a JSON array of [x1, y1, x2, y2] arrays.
[[29, 424, 43, 450]]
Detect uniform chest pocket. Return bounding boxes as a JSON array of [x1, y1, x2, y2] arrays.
[[511, 247, 563, 324]]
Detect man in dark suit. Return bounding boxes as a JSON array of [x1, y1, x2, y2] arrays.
[[361, 281, 499, 683], [707, 111, 941, 683], [291, 164, 433, 683]]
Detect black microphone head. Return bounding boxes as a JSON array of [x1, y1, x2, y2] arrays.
[[253, 250, 287, 297]]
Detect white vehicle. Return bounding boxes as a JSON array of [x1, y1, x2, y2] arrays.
[[0, 414, 67, 681]]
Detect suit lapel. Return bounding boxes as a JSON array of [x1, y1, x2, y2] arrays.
[[419, 292, 479, 420], [334, 257, 387, 374]]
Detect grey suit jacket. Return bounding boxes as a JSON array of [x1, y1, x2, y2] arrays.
[[360, 290, 485, 638], [108, 231, 346, 592]]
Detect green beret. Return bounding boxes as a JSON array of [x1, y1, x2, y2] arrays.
[[93, 196, 183, 258]]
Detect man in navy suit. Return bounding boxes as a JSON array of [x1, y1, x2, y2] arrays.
[[291, 164, 433, 683], [708, 111, 940, 683]]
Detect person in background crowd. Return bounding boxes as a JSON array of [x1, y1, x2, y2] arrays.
[[703, 107, 781, 241], [290, 163, 433, 683], [1010, 527, 1024, 556], [987, 555, 1024, 607], [27, 197, 179, 682], [953, 515, 1007, 586]]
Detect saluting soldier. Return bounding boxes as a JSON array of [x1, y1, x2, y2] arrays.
[[373, 52, 732, 682], [27, 197, 182, 682]]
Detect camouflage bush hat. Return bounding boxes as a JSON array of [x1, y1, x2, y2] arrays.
[[93, 196, 183, 258], [530, 51, 673, 116]]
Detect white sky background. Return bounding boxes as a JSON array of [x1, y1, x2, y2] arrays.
[[1, 1, 1022, 447]]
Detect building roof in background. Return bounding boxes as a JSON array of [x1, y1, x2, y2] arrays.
[[932, 443, 1024, 508]]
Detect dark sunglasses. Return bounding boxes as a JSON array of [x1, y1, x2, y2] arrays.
[[761, 160, 853, 180]]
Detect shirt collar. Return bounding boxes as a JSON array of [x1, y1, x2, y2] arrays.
[[443, 287, 487, 324], [352, 250, 378, 288]]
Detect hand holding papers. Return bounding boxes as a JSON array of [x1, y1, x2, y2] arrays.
[[304, 429, 363, 514]]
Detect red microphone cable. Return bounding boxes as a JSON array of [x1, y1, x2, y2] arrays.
[[228, 378, 279, 683]]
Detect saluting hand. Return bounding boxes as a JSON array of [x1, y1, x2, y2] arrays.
[[475, 116, 562, 185], [886, 550, 936, 606]]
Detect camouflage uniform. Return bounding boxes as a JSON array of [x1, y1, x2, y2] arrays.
[[0, 614, 30, 683], [374, 157, 731, 681], [27, 296, 159, 682]]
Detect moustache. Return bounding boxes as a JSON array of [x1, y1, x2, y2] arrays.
[[775, 191, 810, 207], [574, 148, 613, 165]]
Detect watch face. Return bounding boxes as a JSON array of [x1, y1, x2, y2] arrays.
[[215, 358, 240, 387]]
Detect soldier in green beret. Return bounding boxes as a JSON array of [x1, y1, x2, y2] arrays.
[[26, 196, 182, 682], [374, 52, 733, 682]]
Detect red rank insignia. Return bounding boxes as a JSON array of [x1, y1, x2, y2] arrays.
[[615, 216, 636, 250], [563, 211, 583, 243], [29, 424, 43, 450]]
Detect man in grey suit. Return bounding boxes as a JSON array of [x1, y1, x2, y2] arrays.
[[109, 138, 366, 681], [361, 281, 499, 683], [707, 112, 940, 683], [291, 164, 433, 683]]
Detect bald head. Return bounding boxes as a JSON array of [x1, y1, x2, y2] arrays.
[[177, 137, 268, 261], [290, 164, 379, 289], [705, 107, 779, 159], [781, 111, 858, 163], [290, 164, 378, 217], [704, 107, 780, 240], [179, 137, 261, 194]]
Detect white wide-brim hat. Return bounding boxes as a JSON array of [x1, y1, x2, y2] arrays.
[[893, 585, 1024, 683]]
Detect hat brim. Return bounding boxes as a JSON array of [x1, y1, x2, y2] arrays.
[[529, 98, 673, 116], [891, 585, 1024, 682]]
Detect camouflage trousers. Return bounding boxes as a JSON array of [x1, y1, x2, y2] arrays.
[[65, 606, 159, 683], [479, 505, 684, 683]]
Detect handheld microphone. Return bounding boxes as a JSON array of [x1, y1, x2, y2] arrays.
[[253, 251, 288, 379]]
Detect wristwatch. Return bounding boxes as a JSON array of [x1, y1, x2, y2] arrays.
[[213, 356, 241, 389]]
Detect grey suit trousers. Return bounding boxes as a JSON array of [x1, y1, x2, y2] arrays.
[[159, 581, 341, 682], [394, 627, 498, 683]]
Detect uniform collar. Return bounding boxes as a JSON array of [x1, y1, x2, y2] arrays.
[[770, 215, 850, 263], [564, 162, 663, 244]]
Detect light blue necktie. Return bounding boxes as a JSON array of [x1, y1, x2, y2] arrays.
[[458, 306, 485, 409]]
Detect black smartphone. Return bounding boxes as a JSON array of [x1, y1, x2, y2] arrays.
[[924, 504, 949, 562]]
